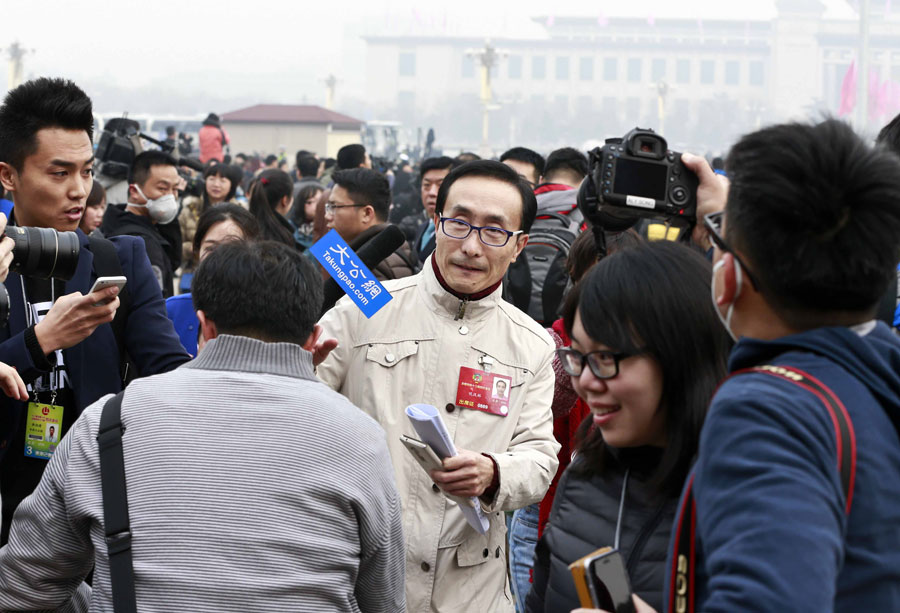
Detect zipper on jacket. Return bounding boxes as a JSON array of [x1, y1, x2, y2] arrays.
[[625, 500, 670, 578], [455, 297, 468, 320]]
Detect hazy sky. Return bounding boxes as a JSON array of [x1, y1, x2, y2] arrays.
[[2, 0, 863, 115]]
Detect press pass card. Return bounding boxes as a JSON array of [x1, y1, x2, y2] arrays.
[[455, 367, 512, 417], [24, 402, 63, 460], [310, 229, 392, 318]]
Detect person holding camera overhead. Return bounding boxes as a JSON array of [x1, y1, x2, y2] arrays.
[[0, 77, 191, 544]]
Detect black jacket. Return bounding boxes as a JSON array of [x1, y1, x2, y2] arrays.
[[348, 223, 416, 281], [101, 204, 177, 298], [526, 449, 677, 613]]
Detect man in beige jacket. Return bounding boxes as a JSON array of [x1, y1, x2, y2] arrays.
[[317, 160, 560, 612]]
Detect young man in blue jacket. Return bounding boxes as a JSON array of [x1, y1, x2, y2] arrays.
[[652, 120, 900, 612], [0, 78, 191, 542]]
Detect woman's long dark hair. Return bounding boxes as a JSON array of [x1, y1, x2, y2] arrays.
[[247, 169, 296, 248], [566, 240, 732, 497], [192, 203, 261, 256], [202, 163, 242, 210], [289, 183, 324, 227]]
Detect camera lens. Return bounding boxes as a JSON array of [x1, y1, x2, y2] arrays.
[[6, 226, 81, 281]]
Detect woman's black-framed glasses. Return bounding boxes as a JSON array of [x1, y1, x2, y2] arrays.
[[555, 347, 641, 380], [438, 216, 523, 247], [703, 211, 760, 289]]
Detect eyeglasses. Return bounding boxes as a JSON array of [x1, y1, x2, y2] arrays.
[[703, 212, 760, 289], [325, 203, 365, 215], [555, 347, 644, 380], [438, 216, 523, 247]]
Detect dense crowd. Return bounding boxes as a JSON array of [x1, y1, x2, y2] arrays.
[[0, 76, 897, 613]]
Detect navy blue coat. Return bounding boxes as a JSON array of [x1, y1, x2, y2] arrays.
[[668, 323, 900, 611], [0, 230, 191, 461]]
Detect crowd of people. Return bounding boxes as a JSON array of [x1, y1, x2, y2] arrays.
[[0, 76, 897, 613]]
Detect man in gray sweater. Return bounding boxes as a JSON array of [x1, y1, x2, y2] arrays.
[[0, 241, 406, 612]]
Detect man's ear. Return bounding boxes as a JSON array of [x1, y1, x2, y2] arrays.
[[715, 252, 739, 306], [302, 323, 322, 352], [0, 162, 18, 194], [196, 310, 218, 344], [510, 233, 529, 263]]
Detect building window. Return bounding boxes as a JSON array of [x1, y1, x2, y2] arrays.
[[556, 57, 570, 80], [462, 56, 475, 78], [604, 58, 617, 81], [580, 57, 594, 81], [676, 59, 690, 84], [725, 61, 739, 85], [399, 52, 415, 77], [533, 56, 546, 79], [749, 61, 764, 86], [700, 60, 715, 84], [628, 58, 642, 82], [508, 55, 522, 79], [651, 58, 665, 81]]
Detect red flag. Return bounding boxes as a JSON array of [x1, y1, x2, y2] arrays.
[[838, 61, 857, 116]]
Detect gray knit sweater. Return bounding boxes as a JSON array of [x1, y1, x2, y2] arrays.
[[0, 334, 406, 612]]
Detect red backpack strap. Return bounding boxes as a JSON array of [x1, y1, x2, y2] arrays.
[[667, 365, 857, 613], [733, 365, 857, 514]]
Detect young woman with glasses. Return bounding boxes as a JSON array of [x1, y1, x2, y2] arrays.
[[525, 240, 732, 613]]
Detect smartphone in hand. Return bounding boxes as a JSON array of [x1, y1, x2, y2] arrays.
[[89, 276, 127, 306]]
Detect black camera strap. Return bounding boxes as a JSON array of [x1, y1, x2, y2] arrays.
[[667, 365, 856, 613], [97, 390, 137, 613]]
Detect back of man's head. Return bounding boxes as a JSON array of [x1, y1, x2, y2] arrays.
[[542, 147, 588, 187], [332, 168, 391, 222], [193, 240, 323, 345], [129, 150, 177, 186], [337, 144, 367, 170], [726, 119, 900, 326], [0, 77, 93, 172], [500, 146, 545, 186], [877, 111, 900, 157], [296, 153, 319, 178]]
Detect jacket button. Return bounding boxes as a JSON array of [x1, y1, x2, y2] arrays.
[[445, 403, 455, 413], [384, 353, 395, 363], [482, 548, 489, 558], [432, 483, 440, 493], [495, 546, 501, 558], [421, 561, 430, 572], [458, 325, 469, 335]]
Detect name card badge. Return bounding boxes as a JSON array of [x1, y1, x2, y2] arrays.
[[24, 402, 63, 460], [455, 366, 512, 417], [310, 229, 393, 319]]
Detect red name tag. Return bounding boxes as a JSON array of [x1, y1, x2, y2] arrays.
[[455, 367, 512, 417]]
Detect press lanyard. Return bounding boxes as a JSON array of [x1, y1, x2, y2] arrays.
[[614, 468, 630, 551], [21, 276, 60, 405]]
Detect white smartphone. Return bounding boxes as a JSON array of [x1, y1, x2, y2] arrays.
[[89, 276, 127, 306]]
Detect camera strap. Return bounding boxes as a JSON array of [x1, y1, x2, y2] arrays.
[[20, 276, 61, 403], [667, 365, 856, 613], [97, 390, 137, 613]]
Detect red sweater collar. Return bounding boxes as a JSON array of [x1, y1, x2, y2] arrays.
[[431, 256, 502, 301]]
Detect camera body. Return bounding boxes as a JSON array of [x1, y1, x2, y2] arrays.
[[579, 128, 698, 233]]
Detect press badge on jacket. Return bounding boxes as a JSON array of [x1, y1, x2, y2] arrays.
[[24, 402, 63, 460], [455, 366, 512, 417]]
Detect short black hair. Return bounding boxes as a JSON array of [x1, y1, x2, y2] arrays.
[[332, 168, 391, 222], [0, 77, 94, 171], [420, 156, 456, 176], [336, 144, 367, 170], [726, 119, 900, 326], [295, 153, 319, 178], [877, 111, 900, 157], [455, 152, 481, 163], [264, 154, 278, 165], [202, 163, 242, 207], [129, 150, 177, 186], [193, 240, 322, 345], [500, 146, 546, 183], [435, 160, 538, 233], [568, 241, 732, 497], [193, 202, 260, 256], [543, 147, 588, 183]]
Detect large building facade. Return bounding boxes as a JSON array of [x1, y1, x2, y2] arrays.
[[363, 1, 900, 153]]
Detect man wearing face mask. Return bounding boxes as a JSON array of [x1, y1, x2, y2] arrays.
[[101, 151, 181, 298]]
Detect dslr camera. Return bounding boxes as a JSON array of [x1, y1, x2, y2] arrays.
[[578, 128, 699, 236]]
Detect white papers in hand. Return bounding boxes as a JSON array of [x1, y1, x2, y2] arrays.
[[405, 404, 490, 534]]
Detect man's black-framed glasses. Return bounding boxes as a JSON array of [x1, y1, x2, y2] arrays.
[[703, 211, 760, 289], [555, 347, 643, 380], [438, 216, 523, 247]]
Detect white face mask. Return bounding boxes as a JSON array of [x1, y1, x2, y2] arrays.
[[711, 257, 743, 342], [132, 185, 179, 224]]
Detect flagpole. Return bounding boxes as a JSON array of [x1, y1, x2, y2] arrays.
[[857, 0, 870, 130]]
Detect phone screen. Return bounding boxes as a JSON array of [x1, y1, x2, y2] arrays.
[[590, 552, 635, 613]]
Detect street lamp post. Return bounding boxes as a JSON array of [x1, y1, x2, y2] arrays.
[[466, 41, 506, 158]]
